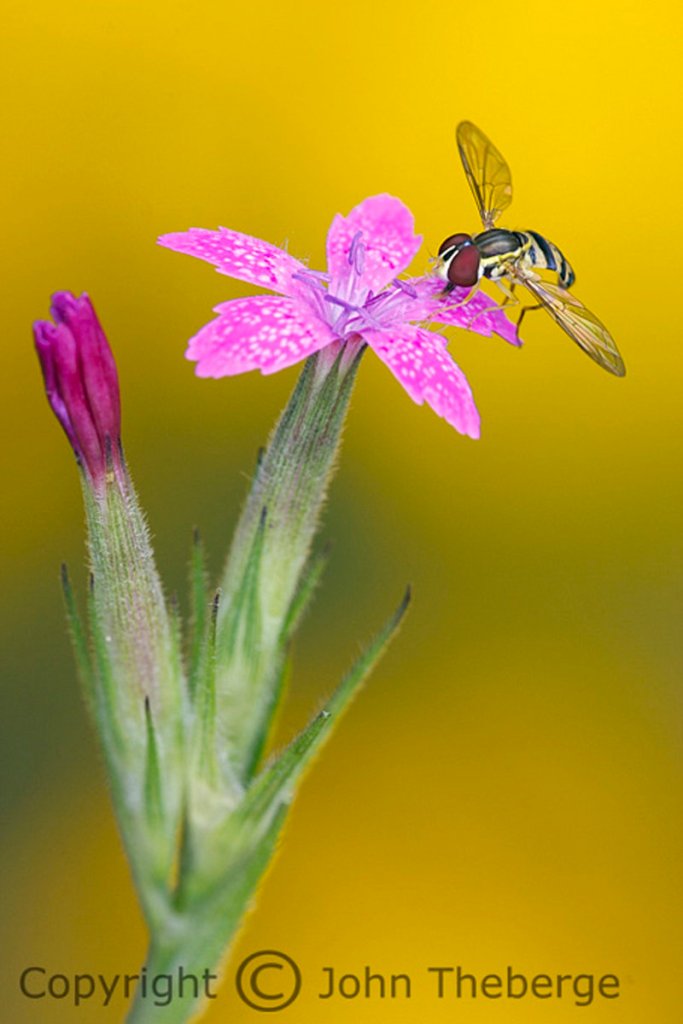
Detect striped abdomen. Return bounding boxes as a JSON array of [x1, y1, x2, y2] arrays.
[[520, 230, 575, 289]]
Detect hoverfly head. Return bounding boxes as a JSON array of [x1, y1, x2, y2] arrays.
[[438, 233, 480, 288]]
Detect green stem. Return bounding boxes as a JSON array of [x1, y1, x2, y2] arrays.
[[213, 340, 365, 785], [126, 934, 227, 1024], [126, 814, 284, 1023]]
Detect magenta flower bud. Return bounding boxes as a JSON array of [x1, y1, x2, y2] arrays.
[[33, 292, 122, 486]]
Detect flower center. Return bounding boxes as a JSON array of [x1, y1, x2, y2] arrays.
[[291, 233, 421, 340]]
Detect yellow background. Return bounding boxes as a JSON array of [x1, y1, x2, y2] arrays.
[[2, 0, 681, 1021]]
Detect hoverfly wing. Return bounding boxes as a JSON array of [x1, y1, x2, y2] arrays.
[[514, 271, 626, 377], [456, 121, 513, 230]]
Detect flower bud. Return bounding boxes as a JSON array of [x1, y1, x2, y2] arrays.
[[33, 292, 122, 488]]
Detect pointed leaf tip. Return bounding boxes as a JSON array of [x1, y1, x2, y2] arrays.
[[144, 696, 164, 825], [399, 584, 412, 613], [229, 586, 412, 848], [324, 585, 412, 723]]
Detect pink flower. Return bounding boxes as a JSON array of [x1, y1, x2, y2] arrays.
[[159, 195, 517, 438]]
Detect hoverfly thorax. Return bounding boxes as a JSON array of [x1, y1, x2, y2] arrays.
[[438, 232, 480, 288]]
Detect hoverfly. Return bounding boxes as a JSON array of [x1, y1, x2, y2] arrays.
[[437, 121, 626, 376]]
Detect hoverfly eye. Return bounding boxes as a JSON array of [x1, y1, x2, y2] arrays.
[[447, 244, 480, 288], [438, 232, 472, 258]]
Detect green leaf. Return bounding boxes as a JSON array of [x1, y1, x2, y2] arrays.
[[193, 591, 220, 785], [241, 650, 291, 784], [188, 528, 209, 699], [60, 564, 94, 709], [144, 697, 164, 826], [86, 572, 125, 756], [237, 585, 411, 839], [325, 585, 411, 721], [221, 506, 267, 657], [280, 542, 331, 644], [182, 586, 411, 909]]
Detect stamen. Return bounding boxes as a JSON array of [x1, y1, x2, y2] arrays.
[[291, 271, 330, 323], [324, 293, 357, 313], [348, 231, 365, 275], [366, 282, 416, 322], [392, 278, 418, 299], [323, 293, 384, 331], [291, 271, 327, 292], [301, 268, 330, 281]]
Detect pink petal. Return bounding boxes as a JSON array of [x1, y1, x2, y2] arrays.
[[186, 296, 336, 378], [326, 195, 422, 298], [158, 228, 306, 297], [363, 325, 480, 438], [400, 277, 521, 346]]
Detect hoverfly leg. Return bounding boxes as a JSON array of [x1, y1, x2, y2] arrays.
[[466, 279, 517, 331], [493, 278, 520, 307], [497, 278, 545, 342], [458, 284, 481, 307], [515, 301, 544, 341], [442, 282, 480, 306]]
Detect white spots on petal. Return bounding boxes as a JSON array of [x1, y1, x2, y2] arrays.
[[187, 296, 334, 377], [362, 325, 480, 437], [159, 227, 306, 296]]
